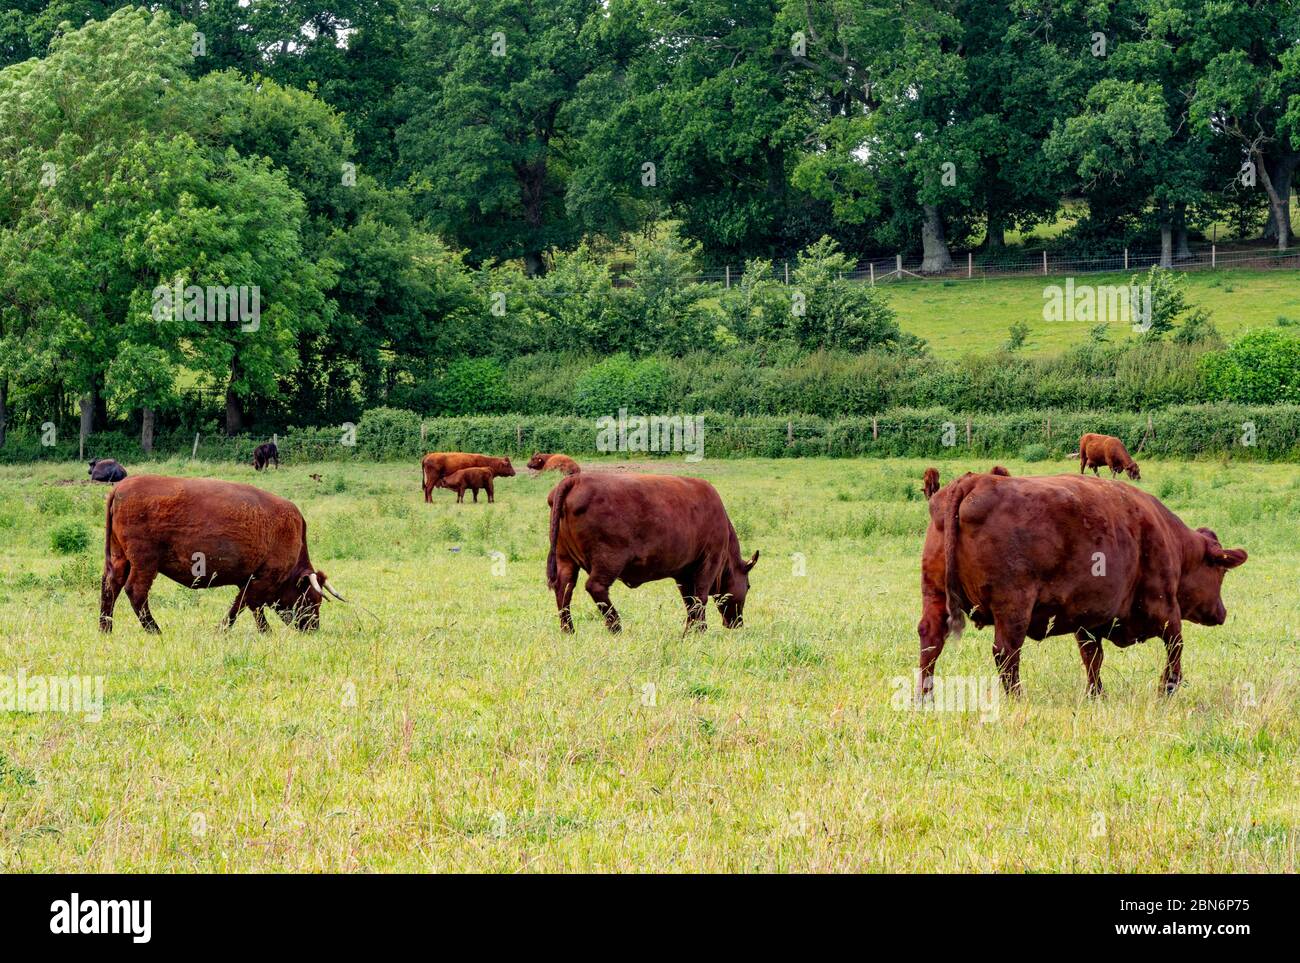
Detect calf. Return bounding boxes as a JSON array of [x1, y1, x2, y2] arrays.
[[528, 452, 581, 475], [444, 466, 495, 503], [252, 442, 279, 471], [101, 475, 346, 634], [918, 473, 1245, 699], [421, 452, 515, 502], [547, 472, 758, 633], [1078, 433, 1139, 480], [88, 459, 127, 483]]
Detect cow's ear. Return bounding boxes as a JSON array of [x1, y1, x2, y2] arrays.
[[1209, 546, 1248, 569], [742, 550, 759, 573]]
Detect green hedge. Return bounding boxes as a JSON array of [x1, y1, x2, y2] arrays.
[[7, 403, 1299, 463]]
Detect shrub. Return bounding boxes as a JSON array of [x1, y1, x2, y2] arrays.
[[1200, 330, 1300, 405], [51, 520, 90, 555], [1020, 442, 1049, 462], [573, 354, 678, 417]]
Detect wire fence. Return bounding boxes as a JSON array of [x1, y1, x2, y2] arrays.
[[627, 242, 1300, 287]]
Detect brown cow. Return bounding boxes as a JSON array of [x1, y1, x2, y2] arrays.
[[546, 473, 758, 633], [100, 475, 345, 634], [922, 465, 1009, 500], [918, 473, 1246, 699], [444, 466, 495, 503], [1078, 432, 1140, 480], [421, 452, 515, 502], [527, 452, 581, 475]]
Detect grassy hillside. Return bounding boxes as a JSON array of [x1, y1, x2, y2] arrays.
[[882, 269, 1300, 358], [1, 456, 1295, 870]]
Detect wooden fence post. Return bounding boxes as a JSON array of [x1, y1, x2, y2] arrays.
[[1211, 244, 1216, 268], [420, 423, 426, 444], [725, 266, 731, 289], [967, 252, 973, 278], [1042, 250, 1048, 275], [1124, 248, 1129, 270], [872, 416, 878, 440], [516, 424, 523, 448], [786, 421, 793, 446], [191, 432, 200, 459], [784, 263, 790, 284], [869, 262, 875, 285], [966, 416, 972, 447]]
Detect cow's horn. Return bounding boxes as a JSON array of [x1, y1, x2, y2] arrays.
[[323, 578, 348, 602], [308, 572, 325, 598]]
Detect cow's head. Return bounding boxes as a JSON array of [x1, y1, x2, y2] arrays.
[[1125, 462, 1141, 481], [275, 569, 347, 630], [717, 550, 759, 628], [922, 467, 940, 500], [87, 459, 100, 477], [497, 457, 516, 478], [1180, 528, 1247, 626], [527, 452, 548, 472]]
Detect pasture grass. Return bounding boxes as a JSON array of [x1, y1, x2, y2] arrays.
[[884, 269, 1300, 357], [0, 455, 1297, 871]]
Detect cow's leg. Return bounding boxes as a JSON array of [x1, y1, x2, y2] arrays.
[[1075, 630, 1104, 696], [991, 609, 1029, 696], [553, 558, 578, 633], [677, 575, 708, 632], [487, 480, 494, 503], [100, 556, 129, 633], [123, 563, 161, 634], [423, 468, 434, 504], [221, 584, 256, 629], [251, 607, 270, 633], [1159, 616, 1184, 694], [916, 596, 949, 700], [585, 573, 622, 633]]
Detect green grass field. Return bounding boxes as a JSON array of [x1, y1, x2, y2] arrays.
[[2, 456, 1297, 871], [883, 269, 1300, 357]]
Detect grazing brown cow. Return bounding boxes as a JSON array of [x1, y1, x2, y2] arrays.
[[252, 441, 279, 471], [546, 473, 758, 633], [527, 452, 581, 475], [444, 466, 495, 503], [922, 465, 1010, 500], [1078, 432, 1140, 480], [421, 452, 515, 502], [917, 473, 1246, 699], [100, 475, 345, 634]]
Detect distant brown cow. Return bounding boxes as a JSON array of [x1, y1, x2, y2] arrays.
[[546, 473, 758, 633], [527, 452, 581, 475], [88, 458, 127, 483], [918, 473, 1246, 699], [421, 452, 515, 502], [252, 441, 279, 471], [1078, 433, 1140, 480], [101, 475, 345, 634], [922, 465, 1009, 501], [444, 466, 495, 503]]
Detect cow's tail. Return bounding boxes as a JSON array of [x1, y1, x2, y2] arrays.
[[103, 487, 115, 565], [944, 480, 971, 641], [546, 474, 580, 589]]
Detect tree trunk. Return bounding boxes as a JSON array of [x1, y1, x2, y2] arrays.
[[984, 211, 1005, 251], [0, 377, 7, 447], [1173, 202, 1191, 259], [225, 388, 243, 437], [1256, 151, 1292, 251], [1261, 154, 1298, 241], [920, 203, 954, 273], [1158, 203, 1173, 267], [140, 406, 155, 453], [79, 393, 95, 458]]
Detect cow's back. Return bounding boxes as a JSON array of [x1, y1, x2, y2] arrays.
[[109, 476, 304, 587], [553, 473, 732, 579]]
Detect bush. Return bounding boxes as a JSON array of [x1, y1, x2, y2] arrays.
[[51, 520, 90, 555], [1200, 330, 1300, 405], [1020, 442, 1049, 462], [573, 354, 679, 417]]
